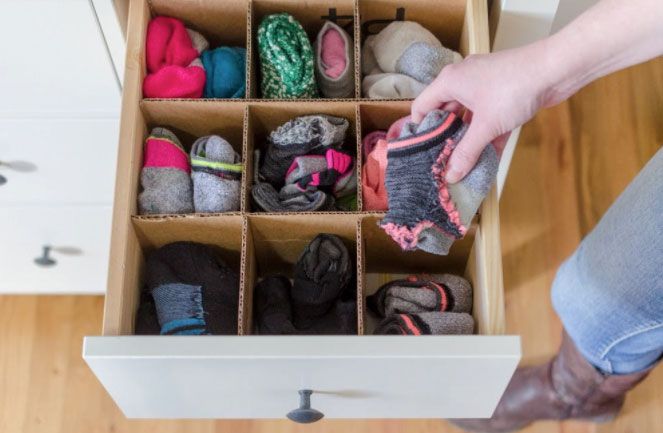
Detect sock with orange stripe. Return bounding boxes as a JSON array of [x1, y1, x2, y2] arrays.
[[380, 110, 499, 255], [375, 312, 474, 335], [367, 273, 473, 317], [138, 127, 194, 215]]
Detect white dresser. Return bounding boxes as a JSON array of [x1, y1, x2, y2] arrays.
[[0, 0, 123, 293]]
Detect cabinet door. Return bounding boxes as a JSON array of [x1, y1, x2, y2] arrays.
[[0, 0, 120, 117], [0, 206, 111, 294]]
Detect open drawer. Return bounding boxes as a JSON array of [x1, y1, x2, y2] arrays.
[[83, 0, 520, 421]]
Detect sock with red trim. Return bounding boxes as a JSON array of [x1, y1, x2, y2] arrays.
[[375, 312, 475, 335], [380, 110, 499, 255], [367, 273, 473, 317], [285, 149, 357, 198], [138, 127, 194, 215]]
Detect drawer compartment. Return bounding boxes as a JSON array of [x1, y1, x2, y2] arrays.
[[84, 0, 519, 421]]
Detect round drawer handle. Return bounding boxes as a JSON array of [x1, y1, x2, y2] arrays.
[[0, 174, 6, 185], [34, 246, 56, 267], [287, 390, 324, 424]]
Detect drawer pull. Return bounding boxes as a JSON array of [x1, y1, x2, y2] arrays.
[[286, 390, 324, 424], [34, 245, 56, 267]]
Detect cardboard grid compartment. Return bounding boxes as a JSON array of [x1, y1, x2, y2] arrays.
[[103, 0, 504, 339]]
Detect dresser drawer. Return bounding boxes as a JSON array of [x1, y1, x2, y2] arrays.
[[84, 0, 520, 421], [0, 206, 111, 293], [0, 119, 119, 205]]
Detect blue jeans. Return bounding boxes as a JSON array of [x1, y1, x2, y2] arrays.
[[551, 148, 663, 375]]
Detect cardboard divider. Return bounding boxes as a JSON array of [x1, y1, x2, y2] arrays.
[[143, 0, 250, 99], [245, 100, 359, 212], [359, 214, 477, 334], [249, 0, 358, 98], [138, 100, 248, 213], [357, 0, 469, 99], [241, 213, 361, 334]]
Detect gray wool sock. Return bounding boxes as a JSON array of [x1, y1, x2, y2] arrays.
[[367, 273, 472, 317], [380, 110, 498, 255], [369, 21, 462, 85], [374, 312, 474, 335], [251, 182, 334, 212], [190, 135, 242, 213], [260, 115, 349, 184], [315, 21, 355, 98], [138, 127, 194, 215], [152, 283, 207, 335], [396, 41, 461, 85]]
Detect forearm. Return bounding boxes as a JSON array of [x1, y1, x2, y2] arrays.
[[538, 0, 663, 106]]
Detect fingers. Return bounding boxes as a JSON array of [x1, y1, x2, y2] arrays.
[[411, 75, 455, 123], [446, 120, 494, 184]]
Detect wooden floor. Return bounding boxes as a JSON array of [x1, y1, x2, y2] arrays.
[[1, 58, 662, 433]]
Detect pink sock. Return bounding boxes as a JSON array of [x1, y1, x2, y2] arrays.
[[146, 16, 200, 72], [321, 28, 347, 79]]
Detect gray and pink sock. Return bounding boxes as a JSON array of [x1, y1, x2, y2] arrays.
[[138, 127, 194, 215], [380, 110, 499, 255]]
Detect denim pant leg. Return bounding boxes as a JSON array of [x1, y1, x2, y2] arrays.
[[551, 148, 663, 375]]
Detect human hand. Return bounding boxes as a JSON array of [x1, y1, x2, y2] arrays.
[[411, 44, 556, 183]]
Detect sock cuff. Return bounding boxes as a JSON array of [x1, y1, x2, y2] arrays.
[[386, 112, 462, 155], [143, 136, 191, 173]]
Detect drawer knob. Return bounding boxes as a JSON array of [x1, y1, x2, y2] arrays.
[[34, 245, 56, 267], [286, 389, 324, 424]]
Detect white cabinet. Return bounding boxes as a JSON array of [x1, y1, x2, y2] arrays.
[[0, 0, 122, 293], [0, 0, 120, 117]]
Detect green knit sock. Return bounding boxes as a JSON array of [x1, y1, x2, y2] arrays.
[[257, 13, 319, 99]]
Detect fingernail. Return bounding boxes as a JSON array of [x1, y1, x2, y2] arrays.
[[446, 167, 462, 184]]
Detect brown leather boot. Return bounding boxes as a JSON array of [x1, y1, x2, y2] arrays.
[[452, 332, 652, 433]]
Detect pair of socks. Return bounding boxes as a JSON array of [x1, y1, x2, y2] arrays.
[[368, 274, 474, 335], [362, 21, 462, 99], [252, 114, 354, 212], [380, 110, 499, 255], [315, 21, 355, 98], [258, 13, 318, 99], [143, 16, 208, 98], [285, 149, 357, 198], [260, 114, 349, 185], [254, 234, 356, 335], [190, 135, 242, 212], [136, 241, 239, 335], [139, 128, 242, 215], [201, 47, 246, 98]]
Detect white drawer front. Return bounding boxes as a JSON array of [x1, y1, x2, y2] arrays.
[[0, 206, 111, 294], [0, 119, 119, 205], [0, 1, 120, 117], [83, 336, 520, 419]]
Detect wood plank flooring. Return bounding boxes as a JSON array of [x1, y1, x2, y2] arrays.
[[1, 57, 661, 433]]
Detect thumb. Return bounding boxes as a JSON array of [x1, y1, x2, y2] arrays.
[[446, 121, 494, 184], [411, 78, 455, 123]]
